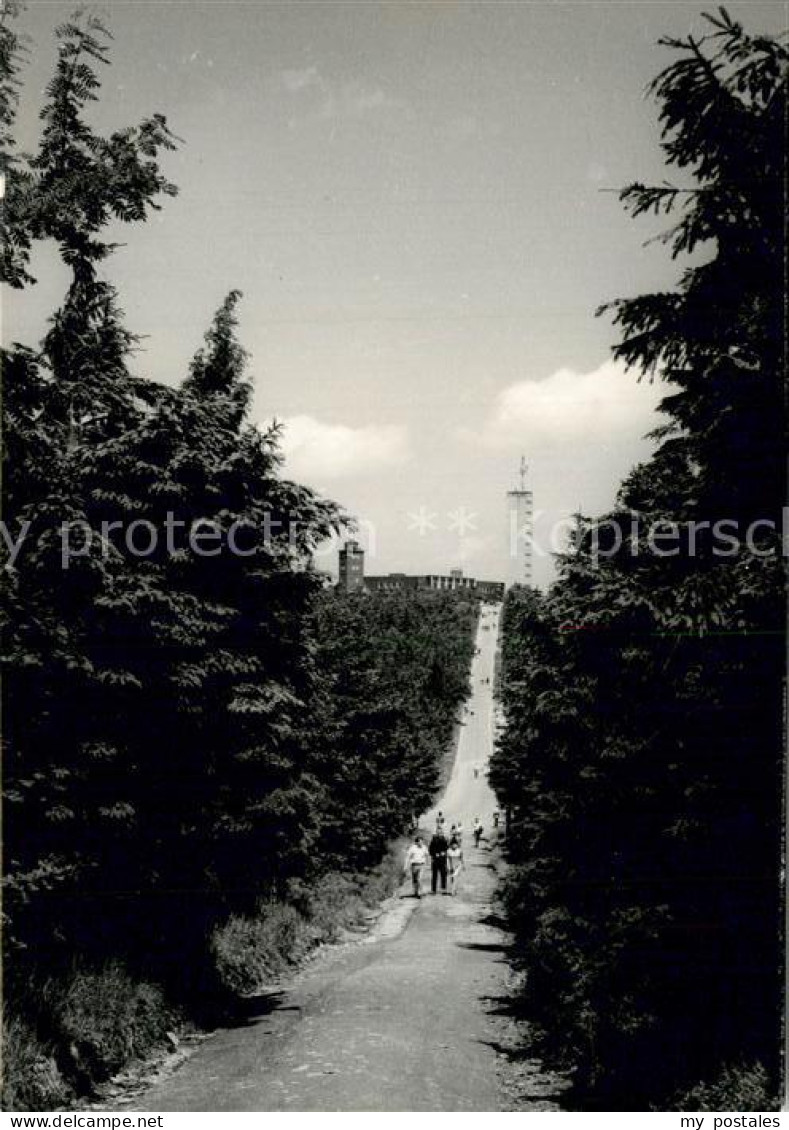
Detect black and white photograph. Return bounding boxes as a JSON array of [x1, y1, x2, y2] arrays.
[[1, 0, 786, 1115]]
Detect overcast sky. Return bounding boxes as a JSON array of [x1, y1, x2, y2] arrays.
[[9, 1, 787, 586]]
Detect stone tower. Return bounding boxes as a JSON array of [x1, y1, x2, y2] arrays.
[[338, 539, 365, 593]]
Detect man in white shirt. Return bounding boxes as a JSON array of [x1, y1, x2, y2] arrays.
[[403, 836, 429, 899]]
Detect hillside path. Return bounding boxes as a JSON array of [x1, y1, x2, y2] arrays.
[[128, 604, 558, 1111]]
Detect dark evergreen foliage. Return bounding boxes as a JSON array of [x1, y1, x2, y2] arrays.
[[490, 11, 786, 1108], [1, 8, 476, 1047], [309, 589, 477, 869], [0, 0, 35, 287]]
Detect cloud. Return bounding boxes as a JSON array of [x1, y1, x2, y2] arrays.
[[279, 66, 404, 120], [459, 360, 667, 567], [281, 66, 322, 93], [446, 114, 503, 140], [323, 81, 404, 119], [278, 415, 411, 481], [466, 359, 663, 452]]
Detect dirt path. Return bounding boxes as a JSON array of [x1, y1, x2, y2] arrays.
[[125, 605, 561, 1112]]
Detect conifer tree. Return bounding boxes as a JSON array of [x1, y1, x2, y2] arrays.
[[492, 11, 786, 1107], [0, 0, 36, 287], [2, 10, 180, 965], [183, 290, 252, 430]]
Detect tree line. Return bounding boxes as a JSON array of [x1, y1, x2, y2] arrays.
[[490, 10, 786, 1110], [1, 9, 478, 1106]]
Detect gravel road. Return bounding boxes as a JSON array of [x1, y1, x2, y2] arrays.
[[126, 604, 560, 1111]]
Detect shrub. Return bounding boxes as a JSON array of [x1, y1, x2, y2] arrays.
[[2, 964, 176, 1108], [51, 964, 175, 1084], [213, 849, 412, 996], [212, 903, 311, 995], [1, 1012, 72, 1112], [358, 841, 409, 907], [670, 1063, 779, 1112], [299, 874, 366, 942]]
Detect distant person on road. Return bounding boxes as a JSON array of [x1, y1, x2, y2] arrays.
[[473, 817, 483, 847], [492, 809, 500, 829], [447, 836, 463, 896], [429, 828, 449, 895], [404, 836, 429, 898], [435, 810, 446, 834], [455, 819, 464, 845]]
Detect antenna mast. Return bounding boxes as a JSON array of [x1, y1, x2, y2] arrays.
[[519, 455, 528, 491]]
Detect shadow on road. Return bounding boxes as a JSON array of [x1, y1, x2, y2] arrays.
[[477, 911, 508, 930], [476, 1036, 524, 1061], [456, 940, 512, 954], [224, 990, 301, 1029], [479, 993, 520, 1017], [476, 1038, 571, 1106]]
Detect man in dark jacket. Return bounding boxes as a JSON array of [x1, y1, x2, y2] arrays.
[[429, 828, 449, 894]]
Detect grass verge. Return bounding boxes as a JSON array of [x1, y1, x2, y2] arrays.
[[2, 964, 180, 1111], [667, 1063, 779, 1112], [2, 845, 410, 1110], [211, 841, 408, 996]]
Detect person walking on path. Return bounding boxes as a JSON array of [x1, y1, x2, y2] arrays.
[[473, 817, 483, 848], [455, 819, 464, 845], [435, 810, 446, 835], [404, 836, 429, 898], [447, 836, 463, 896], [429, 827, 449, 894]]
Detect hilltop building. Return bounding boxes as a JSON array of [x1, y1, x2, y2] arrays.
[[364, 567, 504, 602]]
